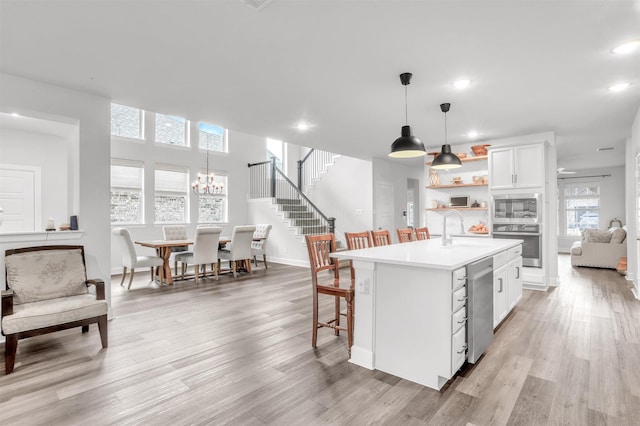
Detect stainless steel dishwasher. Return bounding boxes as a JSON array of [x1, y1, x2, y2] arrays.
[[466, 257, 494, 363]]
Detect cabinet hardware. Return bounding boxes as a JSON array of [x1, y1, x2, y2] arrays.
[[516, 266, 520, 279], [498, 278, 503, 292], [457, 296, 468, 302], [457, 344, 468, 354], [458, 317, 467, 324]]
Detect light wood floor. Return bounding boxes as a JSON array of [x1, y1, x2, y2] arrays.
[[1, 255, 639, 425]]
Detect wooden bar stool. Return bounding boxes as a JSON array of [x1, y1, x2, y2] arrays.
[[305, 233, 354, 352], [344, 231, 373, 287], [414, 227, 431, 240], [397, 228, 415, 243], [371, 229, 392, 247]]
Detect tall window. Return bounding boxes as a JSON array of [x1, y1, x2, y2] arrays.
[[111, 161, 144, 224], [198, 174, 228, 223], [199, 122, 227, 152], [266, 138, 285, 171], [561, 180, 601, 236], [155, 114, 188, 146], [111, 104, 143, 139], [155, 167, 189, 223]]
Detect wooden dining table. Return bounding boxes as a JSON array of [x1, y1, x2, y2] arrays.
[[135, 236, 264, 285]]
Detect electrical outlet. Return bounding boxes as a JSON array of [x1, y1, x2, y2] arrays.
[[357, 279, 369, 294]]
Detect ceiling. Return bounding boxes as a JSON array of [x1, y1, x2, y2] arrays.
[[1, 1, 639, 171]]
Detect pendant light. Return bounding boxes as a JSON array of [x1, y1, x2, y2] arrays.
[[431, 103, 462, 169], [388, 72, 427, 158]]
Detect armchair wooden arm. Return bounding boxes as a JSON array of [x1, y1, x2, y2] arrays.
[[85, 279, 106, 300], [2, 289, 14, 320]]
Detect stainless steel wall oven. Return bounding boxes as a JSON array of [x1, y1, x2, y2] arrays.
[[492, 223, 542, 267]]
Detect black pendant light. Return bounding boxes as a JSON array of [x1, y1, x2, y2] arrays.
[[431, 103, 462, 169], [388, 72, 426, 158]]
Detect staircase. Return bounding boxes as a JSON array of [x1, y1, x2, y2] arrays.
[[275, 198, 330, 235]]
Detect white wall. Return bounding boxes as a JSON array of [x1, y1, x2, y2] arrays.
[[0, 72, 112, 315], [557, 166, 626, 253], [627, 105, 640, 299], [305, 155, 373, 241], [0, 127, 71, 230], [372, 157, 425, 243]]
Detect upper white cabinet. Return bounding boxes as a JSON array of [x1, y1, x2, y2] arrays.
[[488, 144, 544, 190]]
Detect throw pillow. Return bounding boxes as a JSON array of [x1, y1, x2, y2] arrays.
[[583, 229, 612, 243], [610, 228, 627, 244]]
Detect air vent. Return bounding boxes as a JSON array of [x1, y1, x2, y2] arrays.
[[597, 147, 614, 151], [241, 0, 273, 10]]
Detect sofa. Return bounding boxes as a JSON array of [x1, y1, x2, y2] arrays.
[[570, 227, 627, 269]]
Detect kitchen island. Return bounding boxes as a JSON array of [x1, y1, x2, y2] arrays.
[[332, 236, 522, 390]]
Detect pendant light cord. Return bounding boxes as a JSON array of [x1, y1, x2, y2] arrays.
[[405, 85, 408, 125], [444, 110, 447, 143]]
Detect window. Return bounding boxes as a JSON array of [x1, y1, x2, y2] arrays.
[[561, 180, 600, 236], [198, 174, 228, 223], [155, 167, 189, 223], [155, 114, 188, 146], [266, 138, 285, 171], [111, 104, 143, 139], [111, 161, 144, 224], [199, 122, 227, 152]]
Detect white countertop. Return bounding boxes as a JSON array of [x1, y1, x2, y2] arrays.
[[332, 236, 522, 271]]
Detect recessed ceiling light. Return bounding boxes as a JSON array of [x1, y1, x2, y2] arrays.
[[608, 82, 631, 92], [467, 130, 479, 139], [296, 122, 310, 132], [612, 40, 640, 54], [452, 79, 471, 90]]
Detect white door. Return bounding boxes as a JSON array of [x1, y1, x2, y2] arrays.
[[0, 165, 41, 232], [488, 148, 514, 190], [375, 182, 394, 232], [514, 144, 544, 188]]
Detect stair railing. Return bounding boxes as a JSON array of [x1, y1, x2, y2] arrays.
[[297, 148, 338, 191], [249, 157, 335, 234]]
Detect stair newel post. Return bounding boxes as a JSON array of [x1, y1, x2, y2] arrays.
[[297, 159, 303, 191], [328, 217, 336, 235], [270, 156, 277, 198]]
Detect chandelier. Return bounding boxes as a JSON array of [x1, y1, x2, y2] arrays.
[[192, 145, 224, 196]]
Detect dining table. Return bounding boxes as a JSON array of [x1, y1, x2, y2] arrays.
[[135, 236, 264, 285]]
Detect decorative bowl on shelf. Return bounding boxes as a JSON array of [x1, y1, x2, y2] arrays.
[[451, 177, 463, 184], [428, 151, 440, 159], [471, 144, 491, 156]]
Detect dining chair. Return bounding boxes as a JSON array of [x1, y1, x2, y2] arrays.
[[112, 228, 164, 289], [162, 225, 189, 275], [344, 231, 373, 287], [218, 225, 256, 278], [305, 233, 354, 352], [397, 228, 415, 243], [174, 226, 222, 284], [251, 224, 272, 269], [415, 227, 431, 240], [371, 229, 392, 247]]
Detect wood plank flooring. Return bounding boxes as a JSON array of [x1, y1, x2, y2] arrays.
[[1, 255, 639, 425]]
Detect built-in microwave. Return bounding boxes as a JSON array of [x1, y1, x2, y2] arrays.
[[492, 193, 541, 223], [449, 195, 470, 208]]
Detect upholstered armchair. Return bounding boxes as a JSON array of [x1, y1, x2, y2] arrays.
[[2, 245, 108, 374]]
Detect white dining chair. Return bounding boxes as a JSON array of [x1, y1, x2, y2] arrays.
[[251, 224, 272, 269], [162, 225, 189, 275], [174, 226, 222, 284], [218, 225, 256, 278], [112, 227, 164, 289]]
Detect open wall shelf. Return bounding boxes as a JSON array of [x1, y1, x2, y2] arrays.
[[427, 182, 488, 189], [425, 154, 488, 166]]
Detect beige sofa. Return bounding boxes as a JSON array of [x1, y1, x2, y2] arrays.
[[570, 227, 627, 269]]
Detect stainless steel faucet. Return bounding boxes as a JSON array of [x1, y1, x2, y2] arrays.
[[442, 209, 465, 245]]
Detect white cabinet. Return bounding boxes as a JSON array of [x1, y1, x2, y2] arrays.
[[493, 245, 523, 329], [451, 267, 467, 374], [493, 264, 508, 328], [507, 248, 523, 310], [489, 144, 544, 190]]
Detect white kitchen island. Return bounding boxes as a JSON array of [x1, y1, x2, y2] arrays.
[[332, 236, 522, 390]]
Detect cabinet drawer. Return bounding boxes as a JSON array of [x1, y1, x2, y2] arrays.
[[508, 245, 522, 261], [452, 285, 467, 313], [452, 305, 467, 334], [452, 268, 466, 290], [451, 325, 467, 373], [493, 250, 508, 268]]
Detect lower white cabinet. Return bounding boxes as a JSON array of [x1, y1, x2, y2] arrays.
[[493, 245, 523, 329], [493, 264, 508, 328]]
